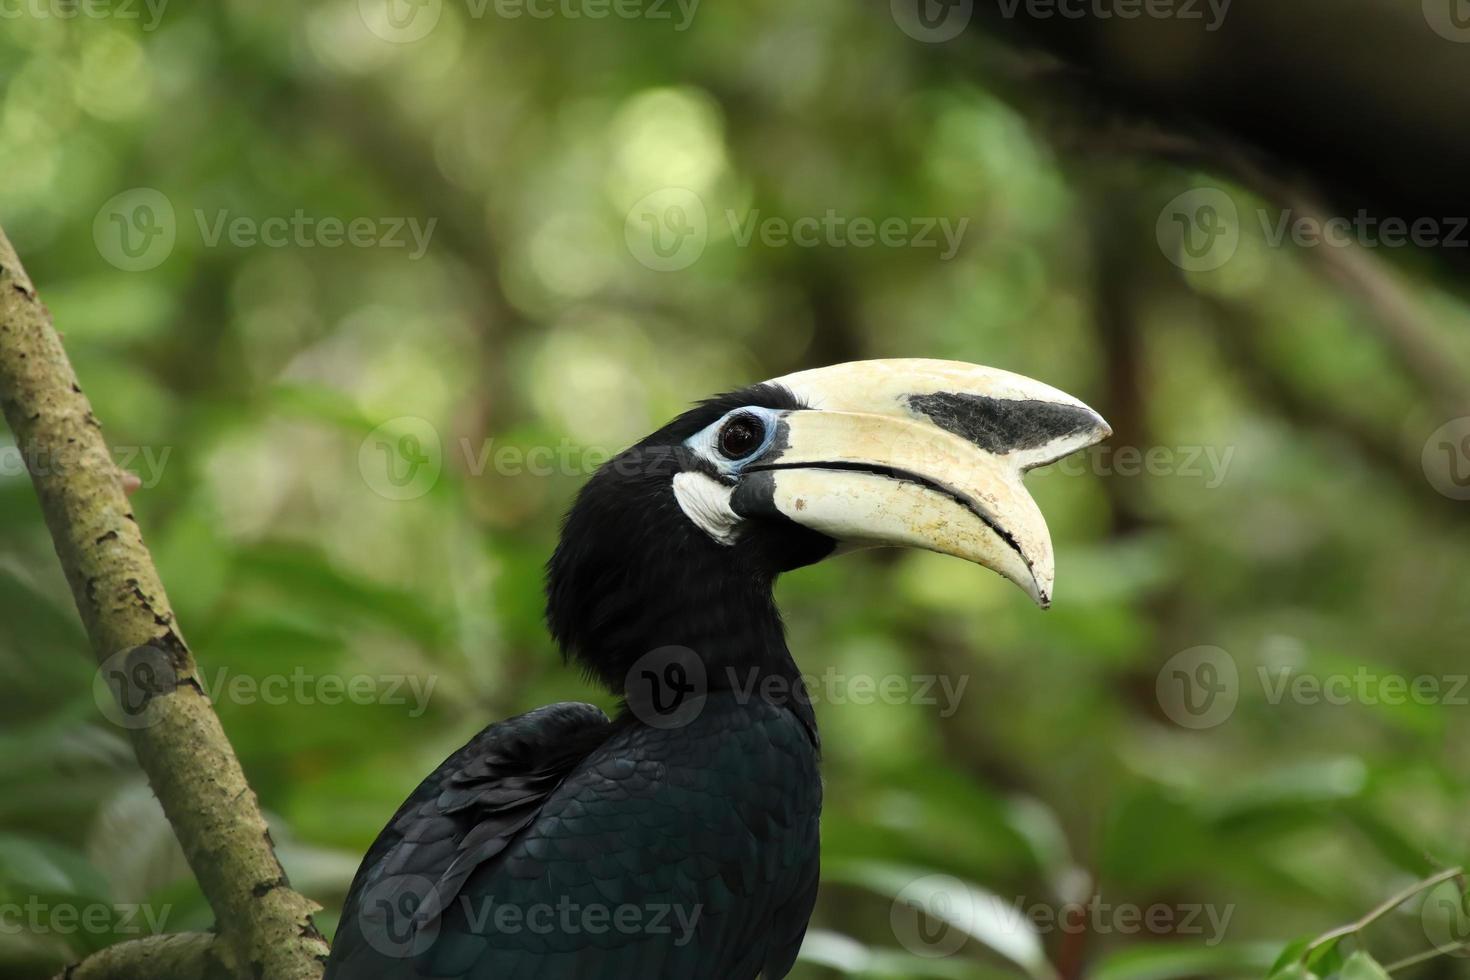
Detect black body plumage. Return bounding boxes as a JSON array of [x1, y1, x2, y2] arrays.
[[326, 385, 834, 979]]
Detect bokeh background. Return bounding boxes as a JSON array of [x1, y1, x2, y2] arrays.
[[2, 1, 1469, 977]]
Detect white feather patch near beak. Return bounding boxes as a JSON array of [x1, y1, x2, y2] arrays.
[[672, 471, 741, 545]]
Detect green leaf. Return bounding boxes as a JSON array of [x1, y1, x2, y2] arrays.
[[1267, 937, 1313, 976], [797, 929, 991, 978], [0, 834, 110, 903], [1303, 938, 1344, 977], [1340, 804, 1436, 878], [823, 859, 1052, 980], [1338, 951, 1392, 980], [1100, 786, 1214, 889], [234, 542, 451, 649], [1205, 758, 1368, 832], [1267, 966, 1319, 980], [1090, 941, 1280, 980]]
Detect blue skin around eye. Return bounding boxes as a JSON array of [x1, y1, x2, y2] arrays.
[[684, 406, 785, 477]]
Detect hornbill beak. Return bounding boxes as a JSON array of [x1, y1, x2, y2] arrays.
[[731, 359, 1110, 606]]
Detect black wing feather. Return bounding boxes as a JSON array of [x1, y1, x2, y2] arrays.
[[325, 696, 820, 980], [326, 702, 613, 978]]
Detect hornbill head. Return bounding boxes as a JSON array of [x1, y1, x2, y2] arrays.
[[547, 359, 1110, 691]]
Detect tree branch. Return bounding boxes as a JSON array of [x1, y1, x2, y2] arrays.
[[0, 226, 329, 979], [966, 0, 1470, 278], [54, 933, 225, 980], [1197, 289, 1463, 521]]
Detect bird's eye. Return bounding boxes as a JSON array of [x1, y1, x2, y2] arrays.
[[718, 413, 765, 460]]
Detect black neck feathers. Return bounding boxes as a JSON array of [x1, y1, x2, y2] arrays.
[[544, 386, 832, 716]]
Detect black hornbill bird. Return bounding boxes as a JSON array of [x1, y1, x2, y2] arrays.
[[325, 359, 1109, 979]]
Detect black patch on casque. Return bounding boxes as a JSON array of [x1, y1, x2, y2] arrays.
[[907, 392, 1097, 455]]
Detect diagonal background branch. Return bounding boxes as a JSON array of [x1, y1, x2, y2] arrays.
[[963, 0, 1470, 280], [0, 226, 329, 980], [983, 58, 1470, 425]]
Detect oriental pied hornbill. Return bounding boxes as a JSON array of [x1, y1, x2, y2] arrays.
[[326, 359, 1109, 979]]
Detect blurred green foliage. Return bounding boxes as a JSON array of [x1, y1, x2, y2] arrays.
[[2, 2, 1469, 978]]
